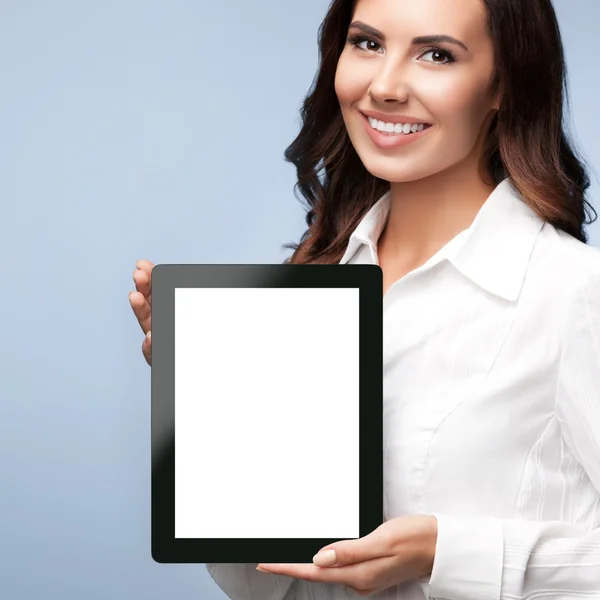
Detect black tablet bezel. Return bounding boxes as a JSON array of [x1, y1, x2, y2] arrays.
[[151, 264, 383, 563]]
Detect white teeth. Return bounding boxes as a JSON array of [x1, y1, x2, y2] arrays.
[[367, 116, 428, 135]]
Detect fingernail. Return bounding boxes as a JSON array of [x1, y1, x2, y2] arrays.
[[147, 331, 151, 341], [313, 549, 336, 567], [136, 261, 142, 269], [128, 292, 133, 301], [256, 566, 270, 573]]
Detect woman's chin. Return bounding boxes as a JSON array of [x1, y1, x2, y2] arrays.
[[361, 160, 434, 185]]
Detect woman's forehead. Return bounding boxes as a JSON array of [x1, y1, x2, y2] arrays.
[[350, 0, 489, 40]]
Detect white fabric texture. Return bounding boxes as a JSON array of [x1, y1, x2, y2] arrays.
[[206, 178, 600, 599]]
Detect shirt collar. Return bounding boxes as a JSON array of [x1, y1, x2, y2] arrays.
[[338, 189, 392, 266], [339, 177, 545, 302]]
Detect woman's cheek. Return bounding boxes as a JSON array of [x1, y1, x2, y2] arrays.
[[338, 72, 367, 103], [417, 77, 489, 128]]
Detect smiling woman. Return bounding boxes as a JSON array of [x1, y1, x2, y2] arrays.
[[335, 5, 499, 184], [129, 0, 600, 598], [279, 0, 594, 271]]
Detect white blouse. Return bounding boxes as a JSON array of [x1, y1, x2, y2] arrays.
[[206, 178, 600, 600]]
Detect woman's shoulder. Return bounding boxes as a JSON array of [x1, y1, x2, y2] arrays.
[[520, 224, 600, 331], [516, 225, 600, 377], [533, 222, 600, 289]]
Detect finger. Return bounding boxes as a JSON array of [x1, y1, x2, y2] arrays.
[[135, 259, 154, 290], [256, 564, 341, 583], [142, 331, 152, 366], [129, 291, 151, 334], [256, 560, 383, 588], [133, 268, 151, 303], [314, 528, 394, 567], [136, 259, 155, 277]]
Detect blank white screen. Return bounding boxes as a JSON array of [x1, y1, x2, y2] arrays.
[[174, 287, 360, 539]]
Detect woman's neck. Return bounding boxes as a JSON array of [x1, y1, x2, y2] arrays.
[[378, 166, 497, 269]]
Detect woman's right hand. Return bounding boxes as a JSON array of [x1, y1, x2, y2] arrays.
[[129, 259, 153, 366]]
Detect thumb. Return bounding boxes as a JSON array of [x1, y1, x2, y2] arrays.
[[312, 530, 387, 567]]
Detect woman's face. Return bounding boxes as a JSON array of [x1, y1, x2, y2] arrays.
[[334, 0, 500, 183]]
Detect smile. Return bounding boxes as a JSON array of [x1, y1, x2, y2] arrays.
[[367, 116, 429, 135], [359, 111, 433, 149]]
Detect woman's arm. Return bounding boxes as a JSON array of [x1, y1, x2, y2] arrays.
[[426, 266, 600, 600], [206, 564, 295, 600]]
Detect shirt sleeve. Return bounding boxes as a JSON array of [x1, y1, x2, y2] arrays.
[[205, 564, 295, 600], [426, 266, 600, 600]]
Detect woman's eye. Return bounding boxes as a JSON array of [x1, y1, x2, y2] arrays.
[[420, 49, 454, 64], [357, 39, 383, 53]]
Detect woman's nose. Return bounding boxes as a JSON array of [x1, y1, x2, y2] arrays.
[[368, 63, 410, 104]]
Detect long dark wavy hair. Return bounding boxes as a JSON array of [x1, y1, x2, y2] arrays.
[[282, 0, 596, 265]]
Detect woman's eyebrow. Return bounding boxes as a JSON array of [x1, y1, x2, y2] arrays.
[[413, 35, 469, 52], [348, 21, 385, 40], [348, 21, 469, 52]]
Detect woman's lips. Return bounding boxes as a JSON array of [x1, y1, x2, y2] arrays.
[[360, 112, 433, 149]]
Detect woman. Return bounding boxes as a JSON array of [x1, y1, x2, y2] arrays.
[[129, 0, 600, 598]]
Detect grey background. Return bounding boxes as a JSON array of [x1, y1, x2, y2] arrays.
[[0, 1, 598, 598]]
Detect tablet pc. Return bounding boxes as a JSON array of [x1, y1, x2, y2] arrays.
[[151, 264, 383, 564]]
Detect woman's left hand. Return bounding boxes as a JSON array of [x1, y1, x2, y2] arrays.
[[256, 515, 438, 597]]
